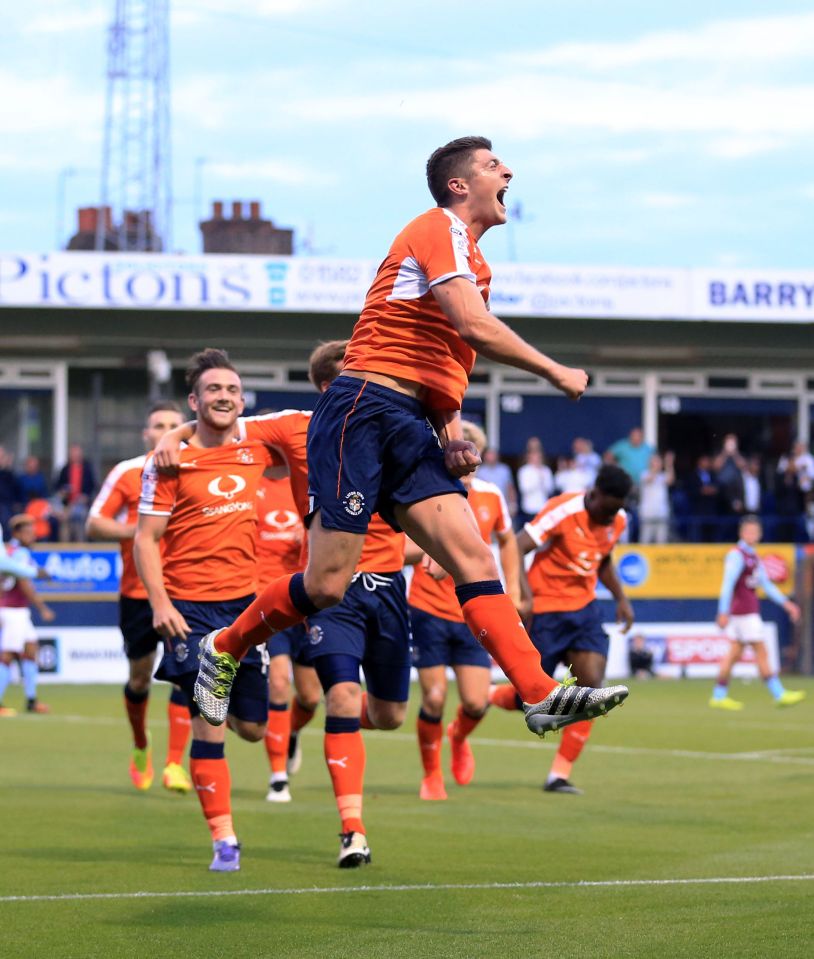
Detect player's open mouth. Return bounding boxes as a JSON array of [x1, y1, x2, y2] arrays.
[[497, 188, 508, 208]]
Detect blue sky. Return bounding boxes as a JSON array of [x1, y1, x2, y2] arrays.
[[2, 0, 814, 268]]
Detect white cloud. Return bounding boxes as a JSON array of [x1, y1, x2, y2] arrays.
[[208, 159, 336, 186], [638, 192, 697, 210], [173, 0, 336, 27], [706, 136, 786, 159], [801, 185, 814, 200], [515, 13, 814, 70], [287, 75, 814, 139]]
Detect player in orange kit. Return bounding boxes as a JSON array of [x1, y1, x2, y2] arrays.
[[489, 464, 634, 794], [194, 136, 628, 764], [255, 470, 322, 803], [87, 401, 193, 793], [135, 349, 317, 871], [410, 420, 523, 800]]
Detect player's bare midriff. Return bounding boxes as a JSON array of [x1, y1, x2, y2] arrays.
[[343, 369, 426, 401]]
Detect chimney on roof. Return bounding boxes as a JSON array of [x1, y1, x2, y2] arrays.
[[199, 199, 294, 255]]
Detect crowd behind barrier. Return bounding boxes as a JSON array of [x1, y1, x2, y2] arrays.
[[2, 427, 813, 545]]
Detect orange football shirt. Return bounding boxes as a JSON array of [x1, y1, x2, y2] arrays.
[[409, 477, 511, 622], [255, 474, 306, 588], [524, 491, 626, 613], [89, 454, 149, 599], [239, 411, 311, 520], [139, 439, 273, 601], [343, 207, 491, 410]]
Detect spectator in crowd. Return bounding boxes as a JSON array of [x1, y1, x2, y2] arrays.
[[553, 454, 592, 494], [16, 455, 50, 505], [774, 454, 806, 542], [713, 434, 746, 538], [777, 441, 814, 496], [740, 455, 763, 516], [687, 454, 721, 542], [628, 634, 655, 679], [516, 436, 554, 527], [0, 446, 19, 533], [638, 452, 675, 544], [54, 443, 96, 542], [477, 446, 518, 518], [572, 437, 601, 486], [607, 427, 654, 486]]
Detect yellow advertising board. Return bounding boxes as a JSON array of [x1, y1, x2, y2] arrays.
[[607, 544, 796, 599]]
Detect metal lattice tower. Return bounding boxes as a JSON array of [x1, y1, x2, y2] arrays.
[[96, 0, 171, 252]]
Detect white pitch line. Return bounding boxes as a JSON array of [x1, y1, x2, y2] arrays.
[[11, 715, 814, 766], [2, 874, 813, 905]]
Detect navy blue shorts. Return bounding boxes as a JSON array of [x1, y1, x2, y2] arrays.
[[410, 606, 491, 670], [306, 375, 465, 533], [529, 601, 610, 677], [268, 624, 312, 666], [155, 594, 268, 724], [119, 595, 162, 661], [300, 571, 412, 702]]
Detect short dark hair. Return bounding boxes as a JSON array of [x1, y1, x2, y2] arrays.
[[740, 513, 761, 529], [185, 348, 238, 395], [146, 399, 182, 418], [308, 340, 348, 389], [595, 464, 633, 500], [426, 135, 493, 206]]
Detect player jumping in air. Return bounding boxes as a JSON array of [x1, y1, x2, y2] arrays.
[[87, 401, 194, 793], [192, 136, 629, 748], [710, 514, 804, 711]]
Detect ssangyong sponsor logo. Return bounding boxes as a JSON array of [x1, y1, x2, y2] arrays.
[[202, 501, 253, 517]]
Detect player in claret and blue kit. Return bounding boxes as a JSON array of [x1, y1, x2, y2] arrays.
[[710, 514, 804, 711]]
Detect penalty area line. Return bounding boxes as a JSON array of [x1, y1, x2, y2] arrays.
[[2, 874, 813, 905]]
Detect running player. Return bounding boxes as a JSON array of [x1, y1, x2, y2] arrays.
[[134, 349, 296, 872], [87, 401, 193, 793], [490, 465, 634, 794], [255, 469, 321, 804], [0, 514, 54, 716], [410, 420, 522, 800], [195, 135, 628, 744], [710, 514, 804, 710]]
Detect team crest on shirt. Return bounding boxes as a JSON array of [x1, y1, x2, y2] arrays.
[[236, 447, 255, 465], [343, 490, 365, 517], [308, 625, 324, 646], [175, 642, 189, 663]]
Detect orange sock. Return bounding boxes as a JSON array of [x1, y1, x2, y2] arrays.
[[165, 700, 191, 766], [489, 684, 522, 711], [360, 691, 375, 730], [417, 710, 443, 776], [450, 704, 483, 741], [459, 591, 556, 703], [190, 749, 234, 841], [124, 685, 149, 750], [215, 573, 315, 659], [291, 697, 316, 732], [550, 720, 593, 780], [265, 704, 291, 775], [324, 725, 366, 835]]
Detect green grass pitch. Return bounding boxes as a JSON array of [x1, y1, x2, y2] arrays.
[[2, 678, 812, 958]]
